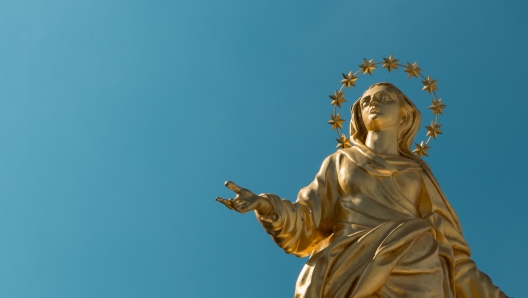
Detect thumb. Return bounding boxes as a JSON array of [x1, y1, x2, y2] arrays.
[[224, 181, 242, 194]]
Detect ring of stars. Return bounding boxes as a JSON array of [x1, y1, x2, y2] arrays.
[[328, 54, 446, 157]]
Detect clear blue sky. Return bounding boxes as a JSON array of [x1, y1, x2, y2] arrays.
[[0, 0, 525, 297]]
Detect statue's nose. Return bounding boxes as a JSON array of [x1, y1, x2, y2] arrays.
[[369, 98, 379, 106]]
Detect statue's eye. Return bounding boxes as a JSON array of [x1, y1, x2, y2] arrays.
[[381, 94, 390, 101], [361, 97, 370, 106]]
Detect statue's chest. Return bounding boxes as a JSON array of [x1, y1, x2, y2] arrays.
[[339, 164, 422, 207]]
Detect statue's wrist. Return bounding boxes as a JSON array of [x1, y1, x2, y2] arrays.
[[256, 196, 273, 215]]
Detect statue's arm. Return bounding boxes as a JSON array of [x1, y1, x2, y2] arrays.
[[255, 154, 340, 257]]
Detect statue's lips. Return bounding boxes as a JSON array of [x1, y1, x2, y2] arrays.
[[369, 108, 380, 114]]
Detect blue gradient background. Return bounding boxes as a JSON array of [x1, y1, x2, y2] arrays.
[[0, 1, 525, 297]]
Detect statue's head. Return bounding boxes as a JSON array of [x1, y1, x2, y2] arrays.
[[350, 82, 421, 156]]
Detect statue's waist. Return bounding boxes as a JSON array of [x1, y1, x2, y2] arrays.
[[331, 218, 426, 238]]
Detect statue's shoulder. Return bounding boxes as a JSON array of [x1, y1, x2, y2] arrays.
[[321, 148, 360, 161], [337, 147, 360, 155], [319, 148, 362, 168], [335, 147, 362, 161]]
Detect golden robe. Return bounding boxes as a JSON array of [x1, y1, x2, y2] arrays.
[[256, 144, 508, 298]]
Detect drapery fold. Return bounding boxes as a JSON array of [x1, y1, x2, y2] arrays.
[[255, 146, 507, 298]]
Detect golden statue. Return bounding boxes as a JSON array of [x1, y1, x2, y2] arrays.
[[216, 57, 508, 298]]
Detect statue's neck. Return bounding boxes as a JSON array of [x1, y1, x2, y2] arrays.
[[364, 127, 399, 156]]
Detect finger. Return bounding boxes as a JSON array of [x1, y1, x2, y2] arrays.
[[224, 181, 242, 194], [215, 197, 235, 210]]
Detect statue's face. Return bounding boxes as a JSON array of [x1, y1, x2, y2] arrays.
[[360, 85, 401, 131]]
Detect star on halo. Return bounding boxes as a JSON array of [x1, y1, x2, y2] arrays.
[[425, 121, 443, 139], [359, 58, 377, 75], [329, 91, 346, 107], [428, 99, 446, 115], [422, 76, 439, 94], [382, 55, 399, 73], [340, 71, 358, 88], [404, 62, 422, 78], [328, 114, 345, 130], [413, 141, 430, 157], [336, 133, 351, 149]]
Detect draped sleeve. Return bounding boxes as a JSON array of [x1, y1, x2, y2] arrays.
[[255, 153, 341, 258]]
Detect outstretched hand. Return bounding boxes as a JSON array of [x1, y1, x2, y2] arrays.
[[216, 181, 271, 214]]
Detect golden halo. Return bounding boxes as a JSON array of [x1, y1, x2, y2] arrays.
[[328, 55, 446, 157]]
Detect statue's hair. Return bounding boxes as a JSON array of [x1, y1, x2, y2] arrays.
[[350, 82, 421, 156]]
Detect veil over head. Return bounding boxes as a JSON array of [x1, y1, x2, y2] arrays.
[[349, 82, 421, 159], [348, 82, 463, 233]]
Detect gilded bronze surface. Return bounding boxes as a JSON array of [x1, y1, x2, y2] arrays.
[[217, 82, 508, 297], [328, 56, 444, 156]]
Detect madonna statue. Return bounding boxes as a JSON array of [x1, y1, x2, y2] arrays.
[[217, 82, 508, 298]]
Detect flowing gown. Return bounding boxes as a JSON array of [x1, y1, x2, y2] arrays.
[[256, 145, 508, 298]]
